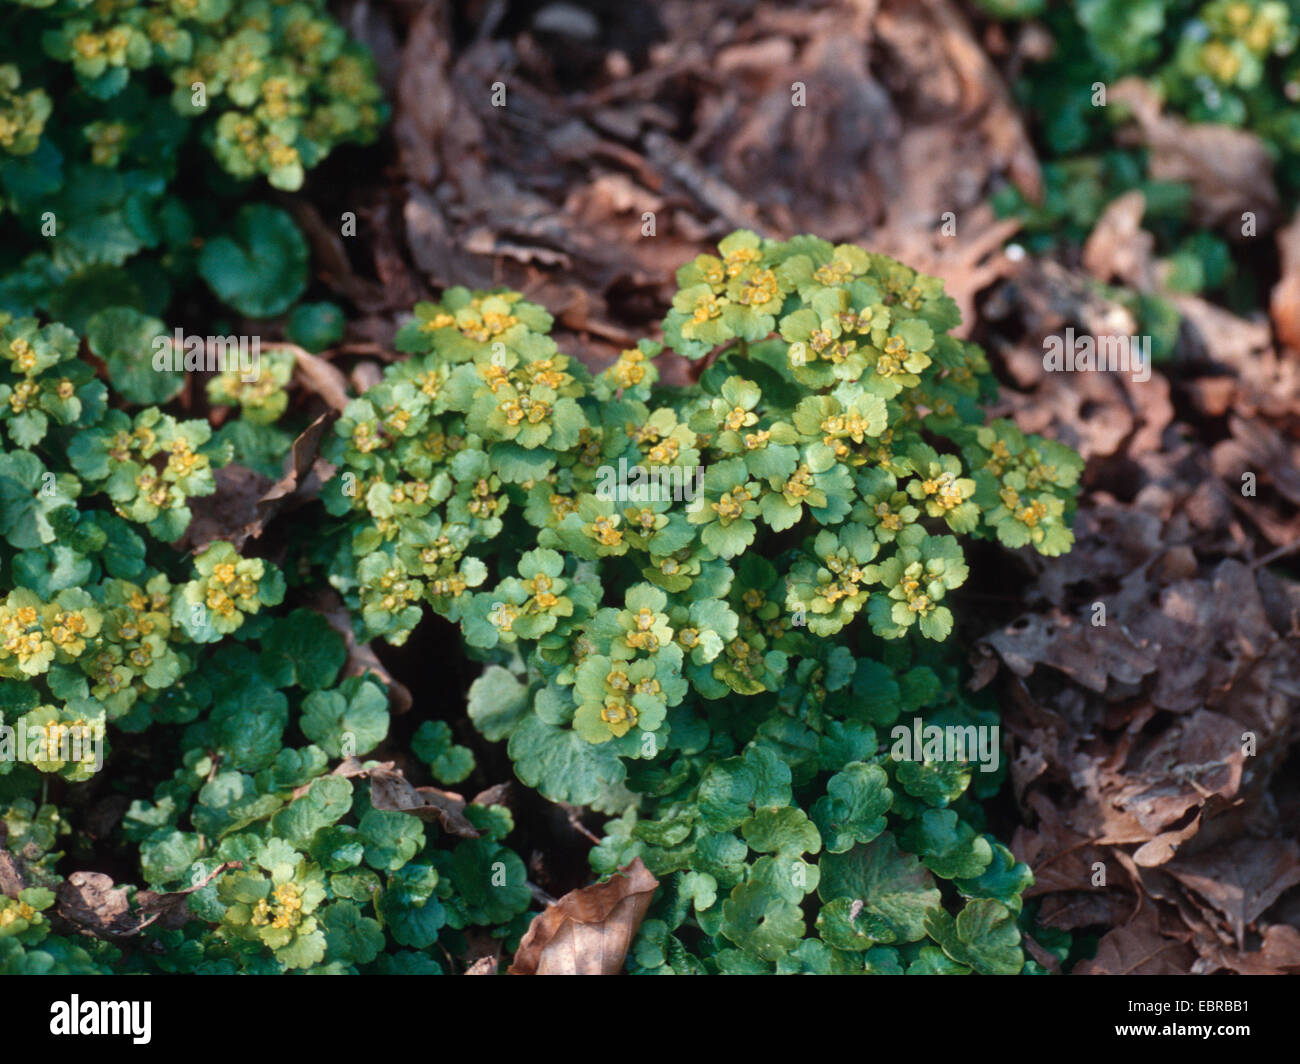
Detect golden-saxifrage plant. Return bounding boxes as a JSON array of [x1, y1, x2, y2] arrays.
[[0, 309, 537, 975], [0, 0, 385, 325], [1, 0, 542, 979], [319, 231, 1085, 973]]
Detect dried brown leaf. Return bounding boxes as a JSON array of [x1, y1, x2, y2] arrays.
[[256, 411, 337, 523], [289, 345, 352, 412], [916, 0, 1042, 203], [365, 765, 479, 839], [1165, 838, 1300, 948], [1112, 77, 1279, 232], [471, 782, 512, 809], [178, 413, 334, 553], [394, 5, 463, 187], [1271, 206, 1300, 353], [57, 864, 233, 939], [508, 858, 658, 975], [178, 463, 274, 554], [1075, 908, 1198, 975], [980, 609, 1157, 692], [1132, 811, 1203, 868], [1082, 190, 1156, 289]]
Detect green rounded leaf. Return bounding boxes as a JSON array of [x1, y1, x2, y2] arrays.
[[817, 834, 940, 945], [198, 204, 308, 317], [85, 307, 181, 405], [287, 301, 345, 352]]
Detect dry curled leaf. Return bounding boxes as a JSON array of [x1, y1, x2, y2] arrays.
[[178, 463, 274, 554], [178, 414, 334, 553], [365, 765, 480, 839], [508, 858, 658, 975], [1074, 908, 1197, 975], [1112, 77, 1279, 232], [1271, 207, 1300, 352], [257, 411, 336, 523], [287, 344, 352, 412], [57, 864, 234, 939]]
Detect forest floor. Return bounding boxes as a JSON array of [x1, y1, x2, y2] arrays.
[[256, 0, 1300, 973]]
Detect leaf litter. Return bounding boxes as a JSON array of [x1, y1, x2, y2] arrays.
[[22, 0, 1298, 975]]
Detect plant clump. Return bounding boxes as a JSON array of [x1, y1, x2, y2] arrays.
[[0, 0, 384, 325], [314, 232, 1084, 972]]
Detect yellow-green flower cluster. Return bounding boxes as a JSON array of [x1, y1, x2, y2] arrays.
[[67, 408, 217, 542], [0, 889, 54, 944], [13, 0, 385, 190], [0, 64, 51, 155], [174, 540, 285, 640], [964, 420, 1083, 557], [1190, 0, 1294, 88], [326, 234, 1083, 761], [217, 852, 328, 969], [86, 576, 185, 717], [0, 317, 99, 449], [0, 589, 101, 679], [181, 1, 385, 188], [206, 347, 294, 424]]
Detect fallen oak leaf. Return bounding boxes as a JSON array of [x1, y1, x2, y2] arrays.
[[1074, 908, 1197, 975], [176, 463, 274, 554], [508, 858, 658, 975], [57, 863, 236, 939], [1271, 207, 1300, 352], [365, 765, 480, 839], [1164, 838, 1300, 950], [979, 609, 1157, 692], [56, 871, 143, 938], [1111, 77, 1279, 233], [256, 411, 336, 524], [274, 342, 352, 412]]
